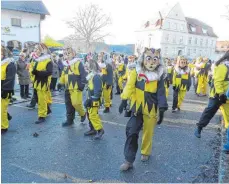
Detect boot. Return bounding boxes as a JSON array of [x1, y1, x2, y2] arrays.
[[35, 117, 45, 124], [94, 129, 105, 139], [172, 108, 176, 113], [120, 161, 133, 171], [62, 119, 74, 127], [84, 129, 97, 136], [7, 112, 12, 121], [115, 92, 120, 95], [103, 107, 110, 113], [26, 104, 35, 109], [81, 113, 86, 122], [1, 129, 8, 134], [47, 105, 52, 115], [141, 155, 150, 162], [194, 127, 202, 138]]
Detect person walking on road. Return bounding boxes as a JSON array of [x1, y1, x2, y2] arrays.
[[194, 51, 229, 140], [17, 51, 31, 99], [50, 53, 59, 91]]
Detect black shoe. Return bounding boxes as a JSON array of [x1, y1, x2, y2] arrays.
[[25, 95, 31, 99], [62, 120, 74, 127], [21, 96, 26, 99], [194, 127, 202, 138], [84, 129, 97, 136], [1, 129, 8, 134], [115, 92, 120, 95], [7, 113, 12, 121], [94, 129, 105, 139], [81, 113, 86, 122], [35, 117, 45, 124], [26, 104, 35, 109], [47, 106, 52, 115], [172, 108, 176, 113], [103, 107, 110, 113]]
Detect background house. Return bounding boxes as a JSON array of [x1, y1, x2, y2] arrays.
[[1, 1, 49, 51], [135, 2, 218, 60]]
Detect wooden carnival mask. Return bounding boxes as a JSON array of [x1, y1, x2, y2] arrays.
[[142, 48, 161, 71], [64, 47, 75, 61]]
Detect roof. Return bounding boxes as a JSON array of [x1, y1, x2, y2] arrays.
[[1, 1, 50, 15], [185, 17, 217, 38]]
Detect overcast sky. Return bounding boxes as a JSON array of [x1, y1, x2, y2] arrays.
[[41, 0, 229, 44]]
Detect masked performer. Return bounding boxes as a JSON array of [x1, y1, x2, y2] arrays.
[[195, 57, 209, 96], [98, 52, 113, 113], [84, 59, 104, 139], [60, 47, 87, 126], [119, 48, 168, 171], [31, 44, 53, 124], [115, 55, 126, 94], [1, 46, 16, 133], [172, 56, 191, 112], [164, 58, 173, 98]]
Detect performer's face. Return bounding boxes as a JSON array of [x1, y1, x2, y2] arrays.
[[64, 48, 74, 61], [34, 45, 42, 57], [179, 59, 187, 68], [143, 54, 159, 71]]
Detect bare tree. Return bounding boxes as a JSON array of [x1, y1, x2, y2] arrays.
[[65, 4, 112, 52]]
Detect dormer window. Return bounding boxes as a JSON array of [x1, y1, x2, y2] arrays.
[[202, 28, 207, 34], [190, 25, 196, 32]]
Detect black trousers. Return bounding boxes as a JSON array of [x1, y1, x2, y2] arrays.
[[65, 90, 75, 121], [30, 89, 38, 107], [50, 78, 58, 91], [20, 85, 29, 97], [197, 98, 222, 128], [124, 115, 143, 163], [172, 89, 179, 109]]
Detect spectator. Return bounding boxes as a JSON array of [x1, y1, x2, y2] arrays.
[[58, 54, 64, 76], [50, 53, 59, 91], [124, 56, 128, 65], [17, 52, 31, 99]]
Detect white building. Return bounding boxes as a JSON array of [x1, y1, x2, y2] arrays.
[[135, 3, 218, 60], [1, 0, 49, 50]]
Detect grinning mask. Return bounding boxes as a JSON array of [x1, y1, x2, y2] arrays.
[[177, 56, 187, 69], [34, 43, 48, 57], [64, 47, 75, 61], [142, 48, 161, 71]]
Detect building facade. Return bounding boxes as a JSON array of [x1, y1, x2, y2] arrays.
[[1, 1, 49, 50], [135, 3, 218, 60]]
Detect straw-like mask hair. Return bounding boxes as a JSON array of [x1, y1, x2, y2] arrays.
[[88, 59, 100, 73]]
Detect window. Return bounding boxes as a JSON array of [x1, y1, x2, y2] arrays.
[[200, 39, 203, 46], [202, 28, 207, 34], [164, 47, 168, 55], [206, 39, 208, 46], [211, 40, 214, 46], [190, 25, 196, 32], [174, 23, 177, 30], [188, 37, 192, 44], [180, 24, 184, 31], [11, 18, 21, 27], [167, 22, 170, 29], [199, 50, 202, 55], [195, 38, 198, 45], [193, 49, 196, 54], [179, 36, 183, 44], [165, 34, 169, 42], [172, 47, 176, 55], [173, 36, 176, 43], [187, 49, 191, 56]]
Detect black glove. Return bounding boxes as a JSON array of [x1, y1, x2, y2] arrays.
[[1, 90, 14, 99], [77, 84, 85, 91], [119, 100, 127, 114], [106, 84, 111, 90], [219, 94, 227, 104], [84, 98, 92, 108], [187, 86, 190, 92], [32, 69, 37, 75], [173, 86, 176, 91], [157, 108, 167, 125]]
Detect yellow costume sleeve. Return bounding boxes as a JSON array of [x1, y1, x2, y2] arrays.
[[214, 64, 227, 95], [59, 69, 65, 84], [121, 69, 137, 100]]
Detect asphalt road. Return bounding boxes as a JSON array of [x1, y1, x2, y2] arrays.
[[1, 87, 221, 183]]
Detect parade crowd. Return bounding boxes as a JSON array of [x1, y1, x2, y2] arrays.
[[1, 43, 229, 171]]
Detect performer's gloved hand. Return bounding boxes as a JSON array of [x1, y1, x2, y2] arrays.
[[78, 84, 85, 91], [106, 84, 111, 90], [157, 108, 167, 125], [119, 100, 127, 114], [1, 90, 14, 99], [173, 86, 176, 91], [57, 83, 64, 91], [219, 94, 227, 104], [84, 98, 92, 108]]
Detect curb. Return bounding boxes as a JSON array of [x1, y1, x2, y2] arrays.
[[218, 119, 229, 183]]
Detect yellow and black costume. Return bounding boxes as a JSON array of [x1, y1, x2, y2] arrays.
[[115, 57, 126, 94], [31, 51, 53, 123], [60, 48, 87, 126], [172, 56, 191, 112], [195, 52, 229, 138], [119, 48, 168, 171], [98, 60, 113, 113], [84, 60, 104, 139], [1, 46, 16, 133], [164, 58, 173, 98]]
